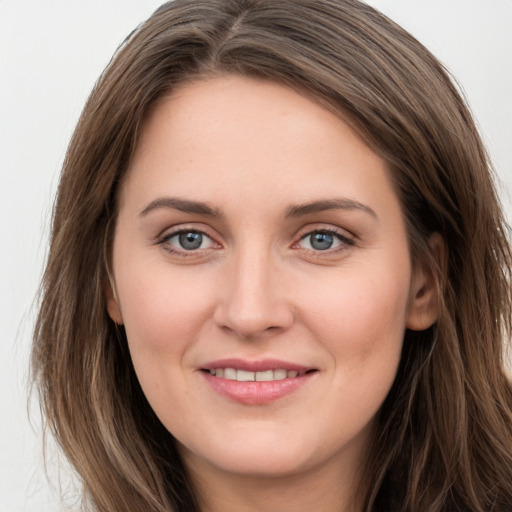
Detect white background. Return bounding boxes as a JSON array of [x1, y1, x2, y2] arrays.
[[1, 1, 511, 511]]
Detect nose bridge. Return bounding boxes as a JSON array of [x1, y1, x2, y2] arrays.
[[214, 239, 293, 338]]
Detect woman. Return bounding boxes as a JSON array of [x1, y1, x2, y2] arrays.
[[32, 1, 512, 511]]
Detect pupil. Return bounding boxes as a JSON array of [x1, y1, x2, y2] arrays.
[[179, 232, 202, 250], [311, 232, 333, 250]]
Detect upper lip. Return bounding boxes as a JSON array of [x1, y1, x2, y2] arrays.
[[201, 358, 314, 372]]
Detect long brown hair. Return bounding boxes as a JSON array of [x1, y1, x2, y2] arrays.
[[32, 1, 512, 510]]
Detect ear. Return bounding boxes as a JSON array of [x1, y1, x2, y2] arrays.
[[106, 277, 124, 325], [406, 233, 445, 331]]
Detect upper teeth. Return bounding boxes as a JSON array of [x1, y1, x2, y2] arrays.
[[209, 368, 301, 381]]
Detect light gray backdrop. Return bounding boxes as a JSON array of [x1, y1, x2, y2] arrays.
[[1, 1, 511, 511]]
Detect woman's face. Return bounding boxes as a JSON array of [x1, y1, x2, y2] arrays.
[[108, 76, 436, 482]]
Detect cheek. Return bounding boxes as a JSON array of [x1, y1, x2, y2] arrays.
[[301, 269, 409, 373], [312, 272, 408, 425], [114, 266, 216, 421], [115, 261, 217, 356]]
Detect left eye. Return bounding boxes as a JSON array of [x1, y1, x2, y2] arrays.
[[298, 231, 348, 251], [166, 231, 215, 251]]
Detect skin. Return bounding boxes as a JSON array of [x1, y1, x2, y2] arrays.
[[107, 75, 439, 512]]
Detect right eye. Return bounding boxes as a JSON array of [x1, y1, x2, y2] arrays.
[[160, 230, 216, 252]]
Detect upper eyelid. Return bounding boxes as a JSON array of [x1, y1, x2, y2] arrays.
[[300, 227, 352, 238], [297, 231, 354, 247], [156, 224, 218, 242], [295, 224, 356, 242]]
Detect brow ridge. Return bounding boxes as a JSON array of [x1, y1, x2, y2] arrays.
[[285, 199, 377, 218], [139, 197, 222, 218], [139, 196, 376, 220]]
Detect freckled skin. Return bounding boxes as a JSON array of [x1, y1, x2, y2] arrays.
[[108, 76, 437, 511]]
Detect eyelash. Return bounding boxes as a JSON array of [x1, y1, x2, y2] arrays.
[[156, 227, 355, 257], [295, 228, 355, 253], [156, 229, 219, 257]]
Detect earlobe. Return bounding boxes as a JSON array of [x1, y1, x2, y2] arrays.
[[106, 279, 124, 325], [406, 233, 445, 331]]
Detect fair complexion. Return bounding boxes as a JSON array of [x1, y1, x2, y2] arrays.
[[107, 76, 439, 512]]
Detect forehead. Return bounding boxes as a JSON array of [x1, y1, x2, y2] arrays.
[[120, 75, 400, 222]]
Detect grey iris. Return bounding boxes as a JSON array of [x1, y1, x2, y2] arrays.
[[179, 232, 203, 250], [310, 232, 333, 250]]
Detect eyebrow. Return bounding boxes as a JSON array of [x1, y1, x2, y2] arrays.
[[139, 197, 223, 218], [138, 196, 376, 220], [285, 198, 377, 219]]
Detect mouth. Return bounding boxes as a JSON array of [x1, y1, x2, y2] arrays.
[[204, 368, 315, 381], [200, 359, 318, 405]]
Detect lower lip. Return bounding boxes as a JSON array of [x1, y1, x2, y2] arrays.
[[201, 371, 315, 405]]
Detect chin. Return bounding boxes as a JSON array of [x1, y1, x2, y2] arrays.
[[178, 424, 356, 480], [193, 447, 315, 478]]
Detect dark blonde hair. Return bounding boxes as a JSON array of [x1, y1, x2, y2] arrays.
[[32, 1, 512, 511]]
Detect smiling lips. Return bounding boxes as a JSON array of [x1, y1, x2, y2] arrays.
[[202, 359, 317, 405], [208, 368, 306, 381]]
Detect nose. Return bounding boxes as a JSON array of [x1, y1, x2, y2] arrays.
[[213, 248, 294, 339]]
